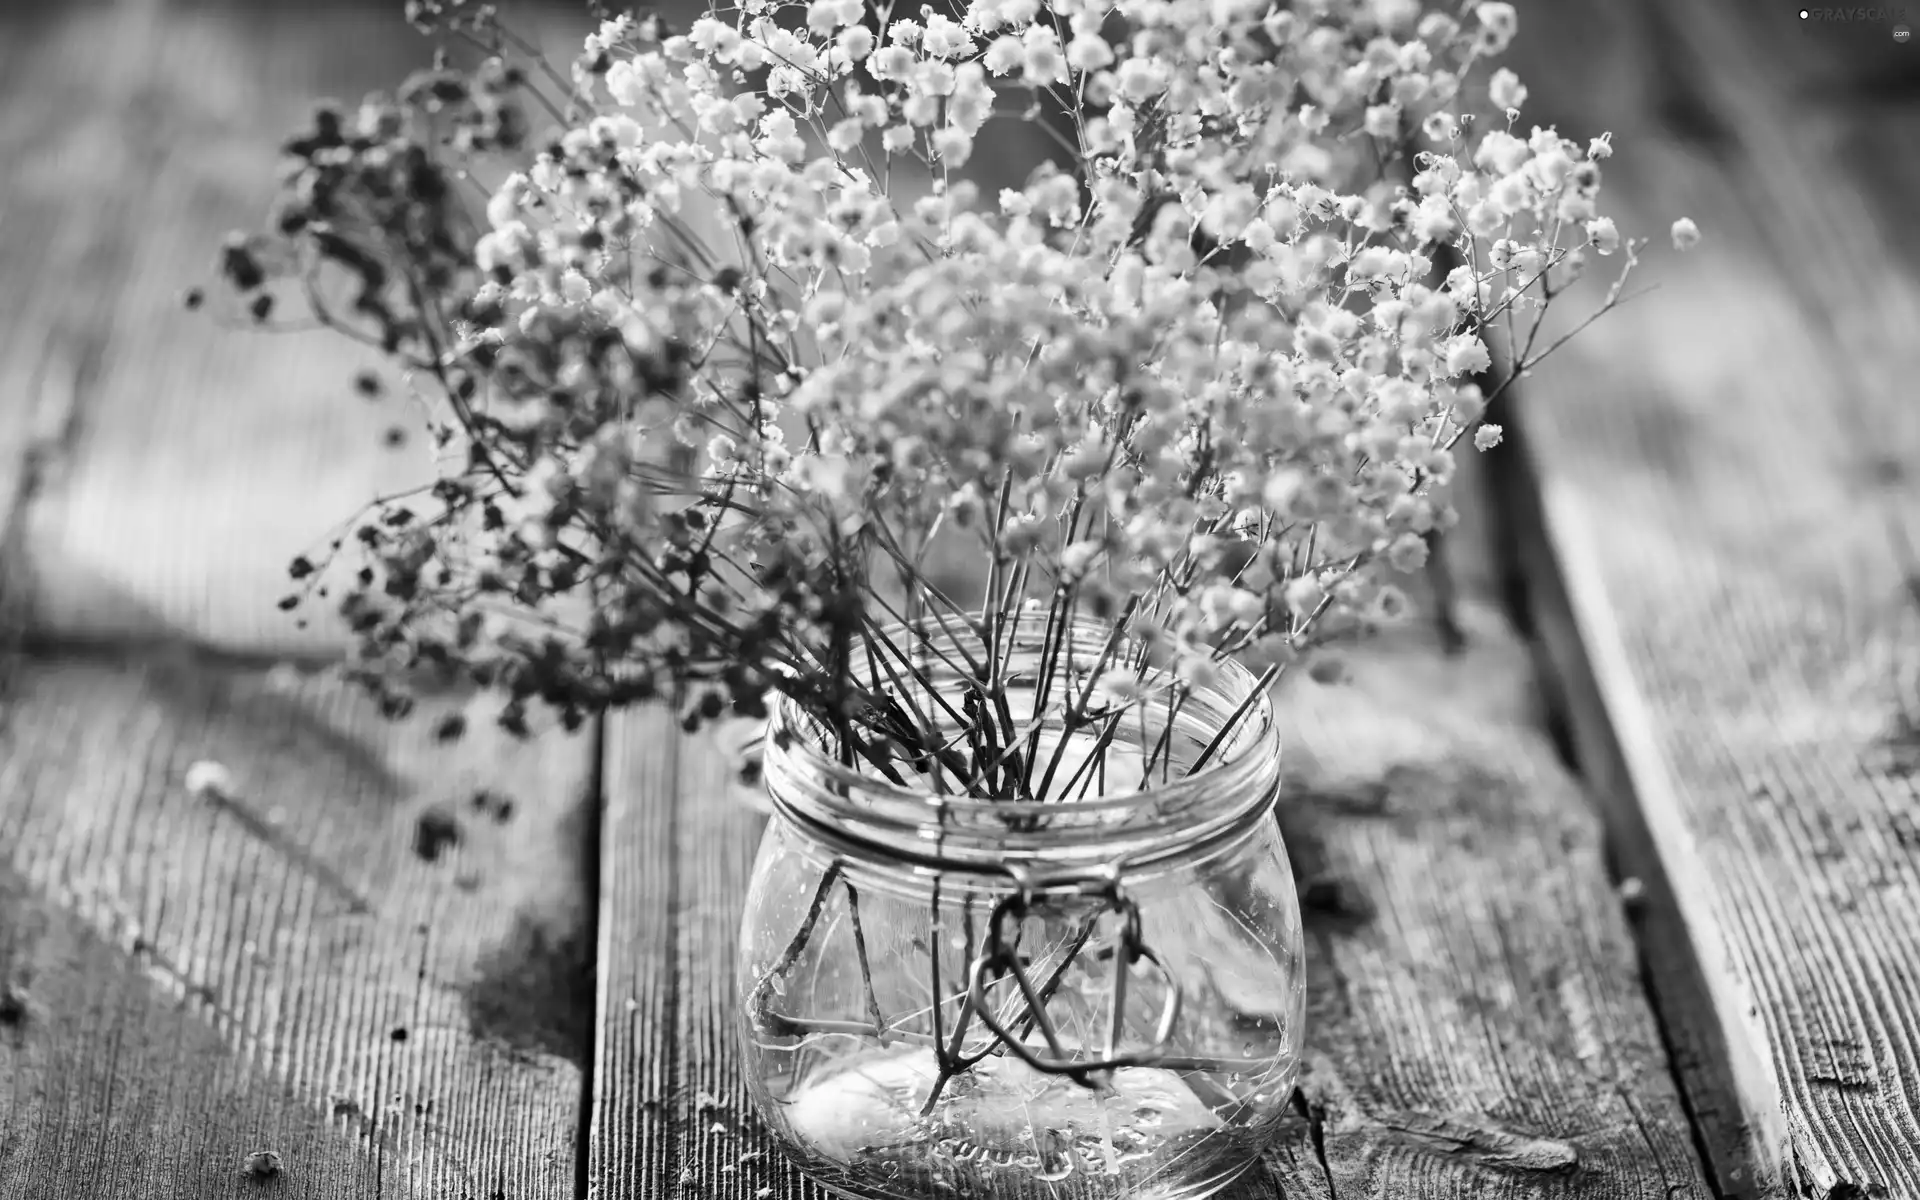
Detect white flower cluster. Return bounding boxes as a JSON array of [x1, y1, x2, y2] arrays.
[[270, 0, 1672, 741]]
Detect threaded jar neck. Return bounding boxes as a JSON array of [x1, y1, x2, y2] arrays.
[[761, 613, 1281, 878]]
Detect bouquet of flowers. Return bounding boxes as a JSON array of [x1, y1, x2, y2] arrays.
[[205, 0, 1685, 1192], [209, 0, 1664, 760]]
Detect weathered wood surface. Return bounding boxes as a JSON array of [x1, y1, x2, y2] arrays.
[[0, 653, 598, 1199], [0, 2, 598, 1196], [1260, 553, 1708, 1193], [0, 656, 599, 1198], [1, 864, 388, 1199], [1511, 2, 1920, 1196], [590, 448, 1710, 1197]]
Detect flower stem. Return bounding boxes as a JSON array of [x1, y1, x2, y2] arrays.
[[747, 861, 842, 1031], [843, 878, 892, 1045]]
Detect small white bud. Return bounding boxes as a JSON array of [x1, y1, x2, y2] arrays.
[[186, 760, 236, 801]]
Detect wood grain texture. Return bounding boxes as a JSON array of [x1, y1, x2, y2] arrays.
[[0, 650, 594, 1198], [1261, 583, 1706, 1197], [591, 454, 1708, 1196], [591, 709, 824, 1200], [1510, 2, 1920, 1195], [0, 864, 385, 1200], [586, 707, 685, 1198]]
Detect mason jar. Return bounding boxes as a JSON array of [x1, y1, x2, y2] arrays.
[[736, 618, 1305, 1199]]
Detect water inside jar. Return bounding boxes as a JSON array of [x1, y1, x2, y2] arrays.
[[776, 1043, 1266, 1198]]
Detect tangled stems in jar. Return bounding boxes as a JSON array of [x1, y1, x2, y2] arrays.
[[748, 641, 1288, 1117], [749, 861, 1279, 1117]]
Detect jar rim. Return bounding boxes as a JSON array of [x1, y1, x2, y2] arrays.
[[760, 613, 1282, 872]]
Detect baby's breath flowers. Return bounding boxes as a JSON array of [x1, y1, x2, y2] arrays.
[[209, 0, 1658, 803]]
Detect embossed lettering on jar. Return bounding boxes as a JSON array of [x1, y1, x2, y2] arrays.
[[737, 620, 1306, 1200]]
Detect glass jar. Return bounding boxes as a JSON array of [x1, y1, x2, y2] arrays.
[[736, 618, 1305, 1199]]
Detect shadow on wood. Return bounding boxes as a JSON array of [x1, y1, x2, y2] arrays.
[[0, 865, 388, 1200], [0, 641, 597, 1198]]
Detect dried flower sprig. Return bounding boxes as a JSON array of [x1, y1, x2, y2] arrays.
[[207, 0, 1670, 802]]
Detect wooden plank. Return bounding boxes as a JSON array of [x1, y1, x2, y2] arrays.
[[592, 711, 816, 1200], [585, 708, 684, 1197], [0, 0, 430, 657], [0, 863, 386, 1199], [1258, 534, 1708, 1196], [591, 456, 1708, 1195], [0, 0, 163, 633], [0, 650, 594, 1198], [1508, 2, 1920, 1194], [0, 4, 600, 1195]]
